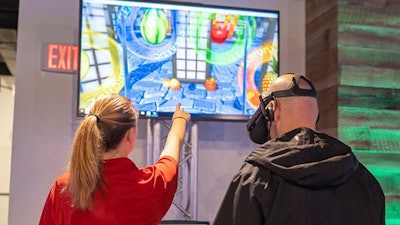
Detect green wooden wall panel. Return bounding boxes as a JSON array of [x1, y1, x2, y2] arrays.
[[337, 0, 400, 223], [339, 24, 400, 46], [339, 106, 400, 129], [338, 45, 400, 68], [386, 199, 400, 225], [339, 24, 400, 60], [339, 86, 400, 109], [354, 151, 400, 196], [339, 125, 400, 151], [339, 65, 400, 89], [339, 3, 400, 26]]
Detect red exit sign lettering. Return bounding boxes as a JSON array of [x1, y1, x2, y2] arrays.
[[41, 43, 79, 73]]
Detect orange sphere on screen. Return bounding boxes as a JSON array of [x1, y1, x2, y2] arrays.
[[163, 78, 171, 88], [170, 78, 181, 90], [204, 77, 217, 91]]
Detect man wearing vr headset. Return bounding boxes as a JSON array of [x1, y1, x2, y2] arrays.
[[213, 73, 385, 225]]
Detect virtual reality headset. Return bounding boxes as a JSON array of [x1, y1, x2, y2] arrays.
[[246, 74, 317, 144]]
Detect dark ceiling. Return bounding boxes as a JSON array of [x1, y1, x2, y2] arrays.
[[0, 0, 19, 29], [0, 0, 18, 76]]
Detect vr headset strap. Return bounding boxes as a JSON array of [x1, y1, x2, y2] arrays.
[[246, 75, 317, 144]]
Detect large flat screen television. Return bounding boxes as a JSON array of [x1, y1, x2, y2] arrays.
[[77, 0, 279, 121]]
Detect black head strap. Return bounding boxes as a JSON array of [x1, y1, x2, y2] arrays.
[[271, 74, 317, 98]]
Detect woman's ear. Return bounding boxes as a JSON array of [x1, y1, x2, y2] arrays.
[[118, 128, 136, 156], [126, 127, 135, 142]]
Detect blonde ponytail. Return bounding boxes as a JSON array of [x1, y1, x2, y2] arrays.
[[65, 115, 104, 210]]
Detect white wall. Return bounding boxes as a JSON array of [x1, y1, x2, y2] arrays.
[[8, 0, 305, 224], [0, 76, 14, 225]]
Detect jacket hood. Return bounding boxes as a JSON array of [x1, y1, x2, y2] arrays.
[[246, 127, 359, 188]]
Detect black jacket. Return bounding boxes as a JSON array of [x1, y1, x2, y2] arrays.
[[213, 127, 385, 225]]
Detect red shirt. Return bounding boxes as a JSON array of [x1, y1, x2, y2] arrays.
[[39, 156, 178, 225]]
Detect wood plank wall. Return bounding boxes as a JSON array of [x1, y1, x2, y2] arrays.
[[338, 1, 400, 223], [306, 0, 400, 223], [305, 0, 339, 137]]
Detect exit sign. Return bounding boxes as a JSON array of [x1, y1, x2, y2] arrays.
[[41, 43, 79, 73]]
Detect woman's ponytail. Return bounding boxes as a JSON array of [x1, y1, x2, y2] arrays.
[[65, 115, 104, 210]]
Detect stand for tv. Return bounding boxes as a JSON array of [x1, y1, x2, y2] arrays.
[[147, 119, 199, 220]]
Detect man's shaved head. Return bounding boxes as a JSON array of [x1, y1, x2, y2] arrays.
[[266, 73, 319, 139]]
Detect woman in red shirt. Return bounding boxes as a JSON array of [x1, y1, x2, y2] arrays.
[[39, 94, 191, 225]]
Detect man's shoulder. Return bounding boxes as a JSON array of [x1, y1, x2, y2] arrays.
[[233, 160, 274, 183]]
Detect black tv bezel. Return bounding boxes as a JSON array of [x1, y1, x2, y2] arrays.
[[76, 0, 280, 122]]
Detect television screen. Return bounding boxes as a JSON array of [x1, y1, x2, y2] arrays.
[[78, 0, 279, 121]]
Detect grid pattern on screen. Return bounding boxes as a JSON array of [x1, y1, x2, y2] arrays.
[[80, 3, 115, 92], [173, 10, 209, 83]]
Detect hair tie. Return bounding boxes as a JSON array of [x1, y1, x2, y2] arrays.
[[93, 114, 100, 123], [90, 114, 100, 123]]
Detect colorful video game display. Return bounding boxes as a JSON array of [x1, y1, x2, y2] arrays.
[[78, 0, 279, 121]]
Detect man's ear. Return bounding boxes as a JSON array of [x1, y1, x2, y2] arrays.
[[272, 100, 281, 121]]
